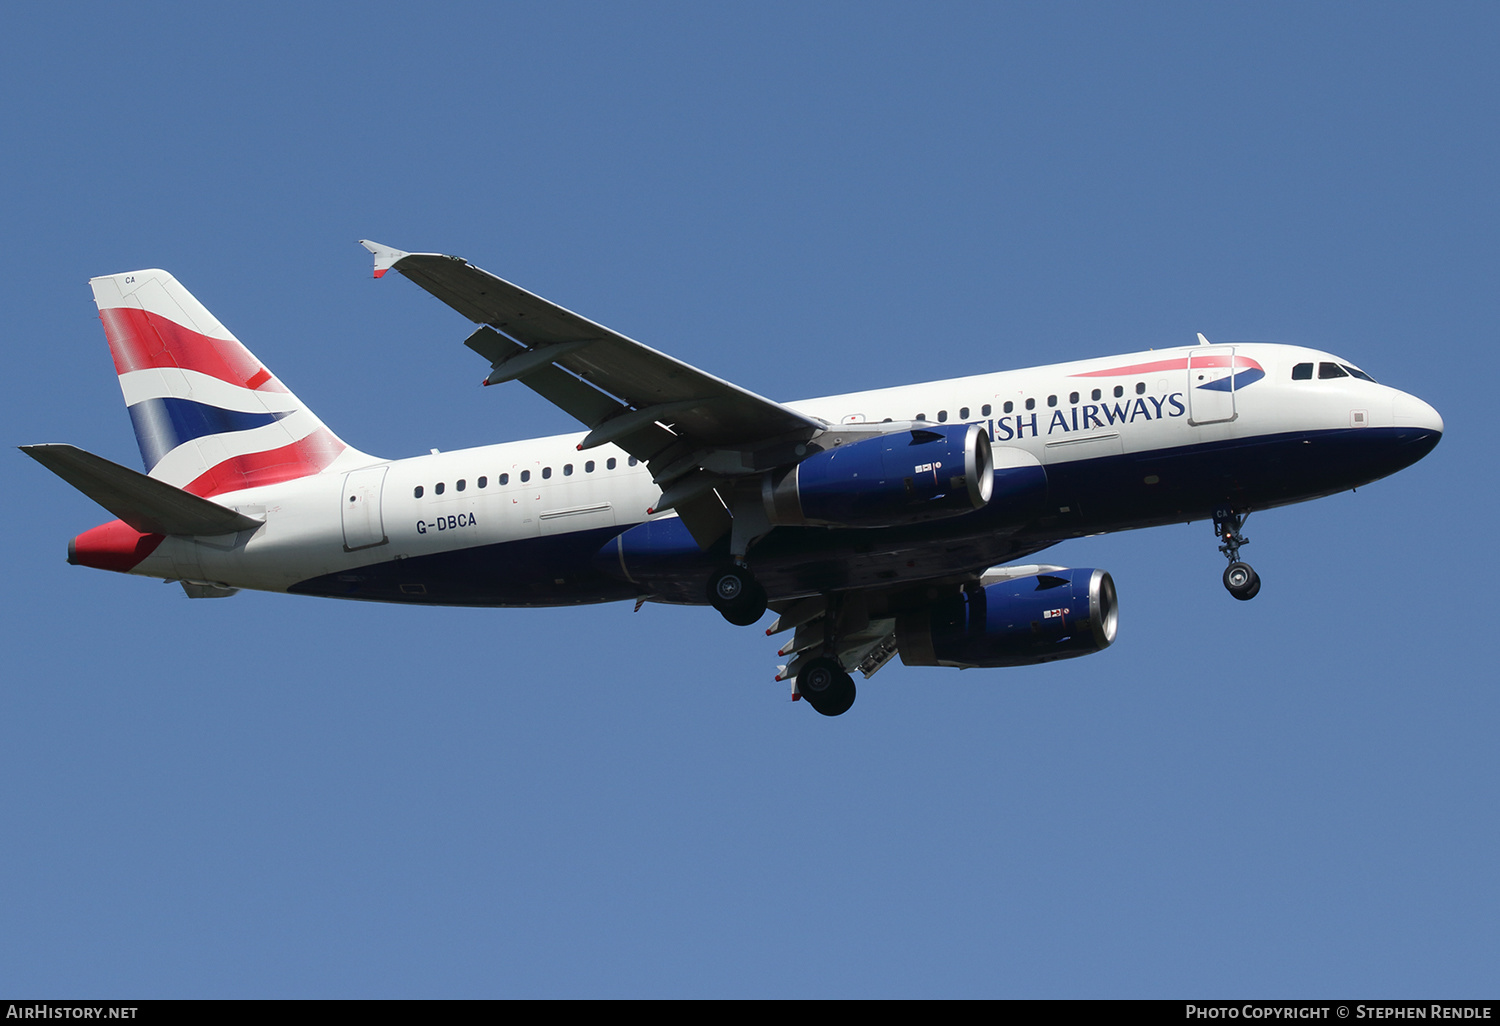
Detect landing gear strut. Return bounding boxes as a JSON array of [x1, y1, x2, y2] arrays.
[[796, 656, 856, 717], [1214, 510, 1261, 601], [786, 592, 861, 716], [708, 563, 767, 626]]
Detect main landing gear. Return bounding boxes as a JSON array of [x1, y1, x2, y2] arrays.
[[708, 563, 768, 626], [796, 656, 857, 717], [1214, 510, 1261, 601], [786, 591, 862, 716]]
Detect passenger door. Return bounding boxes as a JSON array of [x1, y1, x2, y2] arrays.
[[1188, 347, 1238, 425]]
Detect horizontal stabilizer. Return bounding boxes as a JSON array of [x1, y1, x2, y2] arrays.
[[20, 444, 263, 536]]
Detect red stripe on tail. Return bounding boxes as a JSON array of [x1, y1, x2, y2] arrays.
[[99, 307, 288, 392], [181, 426, 347, 497]]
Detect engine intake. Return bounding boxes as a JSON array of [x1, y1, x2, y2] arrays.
[[763, 423, 994, 528], [896, 567, 1118, 668]]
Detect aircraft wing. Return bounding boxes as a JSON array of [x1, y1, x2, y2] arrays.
[[361, 241, 830, 545], [363, 243, 828, 450]]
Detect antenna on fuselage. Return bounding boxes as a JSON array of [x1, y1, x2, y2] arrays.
[[1196, 332, 1212, 346]]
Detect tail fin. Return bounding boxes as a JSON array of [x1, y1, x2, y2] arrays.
[[91, 269, 370, 497]]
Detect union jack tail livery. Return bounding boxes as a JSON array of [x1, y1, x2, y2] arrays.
[[91, 269, 367, 497]]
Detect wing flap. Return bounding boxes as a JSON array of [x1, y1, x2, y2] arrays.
[[777, 616, 900, 684], [465, 326, 681, 462], [21, 444, 263, 536]]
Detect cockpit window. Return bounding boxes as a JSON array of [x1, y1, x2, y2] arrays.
[[1292, 363, 1313, 380], [1341, 364, 1377, 383], [1318, 362, 1348, 379]]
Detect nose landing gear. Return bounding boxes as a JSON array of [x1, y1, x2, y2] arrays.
[[1214, 510, 1260, 600]]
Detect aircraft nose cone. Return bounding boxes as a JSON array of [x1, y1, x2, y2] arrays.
[[1393, 392, 1444, 436]]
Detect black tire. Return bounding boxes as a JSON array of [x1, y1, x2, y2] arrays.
[[797, 657, 856, 716], [1223, 561, 1260, 601], [708, 566, 767, 626]]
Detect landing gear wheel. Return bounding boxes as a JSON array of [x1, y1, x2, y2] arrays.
[[1223, 561, 1260, 601], [708, 565, 767, 626], [797, 657, 856, 717], [1213, 511, 1259, 601]]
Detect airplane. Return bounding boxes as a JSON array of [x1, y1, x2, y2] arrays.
[[21, 242, 1444, 716]]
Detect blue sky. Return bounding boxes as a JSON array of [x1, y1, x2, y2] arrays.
[[2, 2, 1495, 998]]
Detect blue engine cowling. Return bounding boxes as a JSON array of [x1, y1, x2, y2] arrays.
[[895, 568, 1118, 668], [763, 423, 995, 528]]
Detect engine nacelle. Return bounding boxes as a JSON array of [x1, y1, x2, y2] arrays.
[[763, 423, 995, 528], [896, 567, 1118, 669]]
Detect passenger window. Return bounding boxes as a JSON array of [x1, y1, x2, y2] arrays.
[[628, 457, 638, 467], [413, 485, 424, 498], [1136, 382, 1146, 395], [1003, 401, 1013, 414], [520, 470, 530, 483], [500, 473, 509, 485], [564, 464, 573, 476], [435, 482, 445, 495], [607, 458, 617, 470], [937, 410, 948, 422], [1091, 389, 1101, 401], [959, 407, 969, 419], [1025, 398, 1035, 411], [542, 467, 552, 479], [585, 461, 595, 473], [916, 413, 926, 422], [478, 476, 487, 488], [456, 479, 466, 492], [1114, 385, 1124, 398], [981, 404, 991, 417], [1069, 392, 1079, 404], [1319, 362, 1348, 379], [1047, 395, 1057, 408], [1292, 363, 1313, 380]]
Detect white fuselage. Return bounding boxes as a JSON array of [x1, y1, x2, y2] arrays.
[[121, 341, 1442, 597]]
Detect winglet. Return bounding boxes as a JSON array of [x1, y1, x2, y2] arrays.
[[359, 240, 409, 279]]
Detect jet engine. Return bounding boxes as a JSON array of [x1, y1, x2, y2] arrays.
[[896, 567, 1118, 669], [762, 423, 995, 528]]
